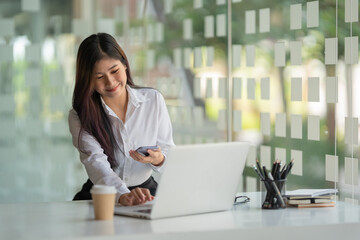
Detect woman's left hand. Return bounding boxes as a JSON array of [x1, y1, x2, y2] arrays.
[[129, 146, 165, 166]]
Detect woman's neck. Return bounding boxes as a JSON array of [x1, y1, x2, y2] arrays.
[[103, 89, 128, 122]]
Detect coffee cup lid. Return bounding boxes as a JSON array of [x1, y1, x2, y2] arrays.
[[90, 185, 116, 194]]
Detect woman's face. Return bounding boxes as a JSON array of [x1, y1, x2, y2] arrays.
[[92, 57, 127, 100]]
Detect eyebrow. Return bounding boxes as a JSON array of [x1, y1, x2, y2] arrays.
[[95, 64, 118, 74]]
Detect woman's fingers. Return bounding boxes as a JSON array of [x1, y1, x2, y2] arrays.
[[129, 150, 164, 167], [132, 187, 145, 201], [119, 188, 153, 206], [140, 188, 153, 201], [133, 188, 153, 202], [129, 146, 163, 165], [119, 193, 133, 206], [129, 150, 148, 163], [147, 146, 161, 155]]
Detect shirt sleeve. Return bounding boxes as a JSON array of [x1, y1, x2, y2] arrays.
[[150, 92, 175, 172], [68, 109, 130, 202]]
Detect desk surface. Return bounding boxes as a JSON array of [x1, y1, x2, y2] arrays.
[[1, 192, 360, 240]]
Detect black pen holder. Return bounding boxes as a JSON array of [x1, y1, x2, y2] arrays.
[[261, 179, 286, 209]]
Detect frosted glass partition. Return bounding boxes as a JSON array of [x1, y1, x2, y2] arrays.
[[0, 0, 358, 203]]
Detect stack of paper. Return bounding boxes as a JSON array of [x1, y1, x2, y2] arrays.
[[284, 189, 337, 208]]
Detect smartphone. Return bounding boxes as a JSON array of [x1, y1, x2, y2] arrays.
[[136, 145, 159, 156]]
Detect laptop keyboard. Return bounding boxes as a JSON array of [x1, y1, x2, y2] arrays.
[[135, 208, 152, 214]]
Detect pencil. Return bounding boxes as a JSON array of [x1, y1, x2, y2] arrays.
[[284, 159, 294, 179], [267, 172, 286, 208], [252, 165, 265, 180], [256, 159, 263, 177]]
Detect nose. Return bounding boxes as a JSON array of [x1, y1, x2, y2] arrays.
[[104, 75, 115, 86]]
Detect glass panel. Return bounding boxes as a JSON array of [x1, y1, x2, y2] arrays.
[[0, 0, 359, 203]]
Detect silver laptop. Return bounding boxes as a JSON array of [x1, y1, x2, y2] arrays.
[[114, 142, 249, 220]]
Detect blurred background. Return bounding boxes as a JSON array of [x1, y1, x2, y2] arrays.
[[0, 0, 359, 203]]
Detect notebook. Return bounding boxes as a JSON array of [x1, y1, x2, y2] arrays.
[[284, 189, 338, 198], [114, 141, 250, 220]]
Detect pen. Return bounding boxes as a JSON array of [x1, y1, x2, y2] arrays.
[[267, 172, 286, 208]]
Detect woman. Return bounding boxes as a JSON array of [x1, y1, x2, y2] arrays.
[[68, 33, 174, 206]]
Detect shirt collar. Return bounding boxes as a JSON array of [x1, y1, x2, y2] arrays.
[[126, 85, 149, 108], [100, 85, 149, 117]]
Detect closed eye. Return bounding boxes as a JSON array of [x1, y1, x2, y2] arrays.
[[111, 69, 119, 74]]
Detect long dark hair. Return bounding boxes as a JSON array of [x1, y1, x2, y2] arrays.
[[72, 33, 136, 168]]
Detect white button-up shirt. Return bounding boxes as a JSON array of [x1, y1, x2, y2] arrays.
[[68, 86, 175, 202]]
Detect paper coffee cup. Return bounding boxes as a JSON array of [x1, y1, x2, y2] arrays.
[[90, 185, 116, 220]]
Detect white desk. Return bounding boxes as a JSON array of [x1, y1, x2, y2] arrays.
[[1, 192, 360, 240]]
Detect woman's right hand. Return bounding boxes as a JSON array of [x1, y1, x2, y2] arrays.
[[118, 187, 154, 206]]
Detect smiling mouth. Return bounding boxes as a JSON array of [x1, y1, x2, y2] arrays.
[[106, 84, 120, 92]]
